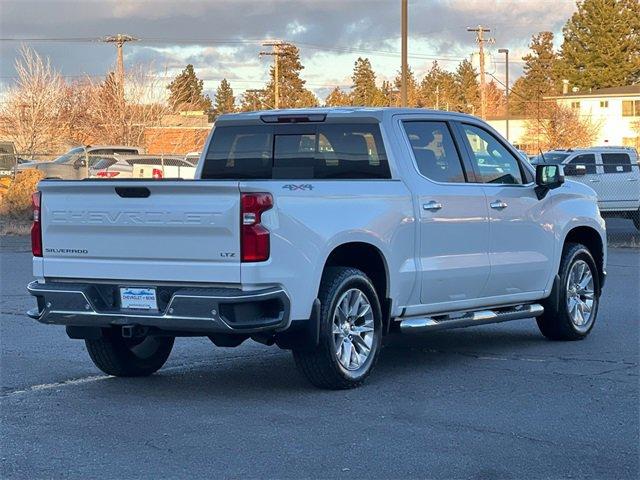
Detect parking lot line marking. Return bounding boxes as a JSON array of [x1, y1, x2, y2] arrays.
[[2, 374, 112, 398], [1, 351, 284, 399]]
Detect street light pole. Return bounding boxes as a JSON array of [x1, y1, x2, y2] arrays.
[[498, 48, 510, 141], [400, 0, 408, 107]]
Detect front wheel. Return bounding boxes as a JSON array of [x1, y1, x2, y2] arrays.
[[293, 267, 383, 389], [536, 243, 600, 341], [85, 329, 174, 377], [632, 210, 640, 231]]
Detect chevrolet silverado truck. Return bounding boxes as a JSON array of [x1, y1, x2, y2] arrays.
[[27, 108, 607, 389]]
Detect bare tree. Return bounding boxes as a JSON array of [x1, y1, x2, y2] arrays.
[[87, 65, 173, 147], [0, 46, 66, 157], [524, 102, 601, 151]]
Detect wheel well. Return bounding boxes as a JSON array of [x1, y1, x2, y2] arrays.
[[564, 226, 604, 286], [323, 242, 389, 316]]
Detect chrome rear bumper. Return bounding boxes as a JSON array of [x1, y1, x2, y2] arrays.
[[27, 280, 290, 335]]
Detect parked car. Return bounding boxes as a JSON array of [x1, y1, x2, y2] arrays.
[[27, 108, 606, 389], [91, 155, 196, 179], [16, 145, 144, 180], [185, 151, 201, 165], [0, 141, 17, 178], [534, 147, 639, 230]]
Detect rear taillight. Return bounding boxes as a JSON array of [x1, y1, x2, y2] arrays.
[[96, 171, 120, 178], [31, 191, 42, 257], [240, 193, 273, 262], [152, 168, 163, 179]]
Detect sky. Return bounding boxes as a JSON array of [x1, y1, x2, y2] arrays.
[[0, 0, 578, 102]]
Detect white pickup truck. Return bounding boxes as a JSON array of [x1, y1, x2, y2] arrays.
[[534, 147, 640, 230], [27, 108, 607, 389]]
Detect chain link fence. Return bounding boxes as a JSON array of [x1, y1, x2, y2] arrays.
[[3, 150, 639, 247], [1, 151, 200, 181], [564, 161, 639, 247]]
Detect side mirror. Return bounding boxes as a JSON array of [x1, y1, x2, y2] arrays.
[[535, 164, 564, 199]]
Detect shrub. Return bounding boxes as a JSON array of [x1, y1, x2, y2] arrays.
[[0, 169, 44, 220]]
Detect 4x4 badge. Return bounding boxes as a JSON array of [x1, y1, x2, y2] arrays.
[[282, 184, 314, 191]]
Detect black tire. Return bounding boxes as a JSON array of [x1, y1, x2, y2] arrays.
[[85, 329, 174, 377], [293, 267, 383, 390], [632, 210, 640, 231], [536, 243, 600, 341]]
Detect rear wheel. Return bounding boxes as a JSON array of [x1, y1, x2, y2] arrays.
[[537, 243, 600, 341], [293, 267, 382, 389], [85, 329, 174, 377], [632, 209, 640, 231]]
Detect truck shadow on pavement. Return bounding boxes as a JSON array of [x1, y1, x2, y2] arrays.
[[96, 324, 549, 396]]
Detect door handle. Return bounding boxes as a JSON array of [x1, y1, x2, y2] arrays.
[[628, 178, 638, 182], [589, 179, 601, 183], [490, 200, 508, 210], [423, 201, 443, 212]]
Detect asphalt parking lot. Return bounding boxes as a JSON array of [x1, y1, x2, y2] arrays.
[[1, 234, 638, 479]]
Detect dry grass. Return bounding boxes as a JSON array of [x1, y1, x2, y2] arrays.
[[0, 169, 44, 225]]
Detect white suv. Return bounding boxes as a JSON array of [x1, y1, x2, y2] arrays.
[[535, 147, 640, 230]]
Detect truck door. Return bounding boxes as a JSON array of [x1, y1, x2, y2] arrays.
[[456, 122, 555, 297], [401, 120, 491, 307], [563, 153, 601, 200], [599, 152, 639, 211]]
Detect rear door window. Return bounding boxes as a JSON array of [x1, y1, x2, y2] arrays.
[[403, 121, 467, 183], [202, 123, 390, 180], [602, 153, 632, 173]]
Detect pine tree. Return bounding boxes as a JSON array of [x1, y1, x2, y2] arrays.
[[351, 57, 382, 106], [559, 0, 640, 90], [239, 90, 265, 112], [393, 66, 420, 106], [455, 59, 480, 114], [485, 80, 506, 118], [420, 61, 459, 110], [213, 79, 235, 118], [510, 32, 561, 116], [379, 80, 394, 107], [264, 43, 317, 108], [167, 64, 212, 112], [324, 86, 351, 106]]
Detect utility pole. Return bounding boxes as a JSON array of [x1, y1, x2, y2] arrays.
[[260, 41, 289, 109], [245, 89, 267, 110], [498, 48, 509, 140], [102, 34, 138, 86], [400, 0, 408, 107], [467, 25, 493, 119]]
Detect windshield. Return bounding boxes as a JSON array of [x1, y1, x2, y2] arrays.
[[53, 147, 85, 164], [91, 158, 117, 170], [532, 152, 569, 164]]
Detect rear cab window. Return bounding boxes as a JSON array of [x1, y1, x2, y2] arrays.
[[202, 123, 390, 180], [602, 153, 632, 174]]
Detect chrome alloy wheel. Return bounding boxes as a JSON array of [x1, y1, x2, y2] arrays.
[[566, 259, 596, 331], [332, 288, 375, 371]]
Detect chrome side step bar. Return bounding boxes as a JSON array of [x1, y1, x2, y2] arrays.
[[399, 303, 544, 334]]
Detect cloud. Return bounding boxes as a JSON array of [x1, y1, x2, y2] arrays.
[[0, 0, 577, 100]]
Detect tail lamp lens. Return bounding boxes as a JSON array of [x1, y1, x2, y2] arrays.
[[31, 191, 42, 257], [240, 193, 273, 262], [96, 171, 120, 178]]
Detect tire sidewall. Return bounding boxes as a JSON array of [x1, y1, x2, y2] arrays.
[[320, 272, 382, 382], [559, 247, 600, 337]]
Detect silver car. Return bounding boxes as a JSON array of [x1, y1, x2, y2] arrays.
[[17, 145, 143, 180]]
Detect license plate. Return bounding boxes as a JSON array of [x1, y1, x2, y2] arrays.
[[120, 287, 158, 311]]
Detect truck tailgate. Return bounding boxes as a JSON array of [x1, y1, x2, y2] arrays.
[[38, 180, 241, 283]]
